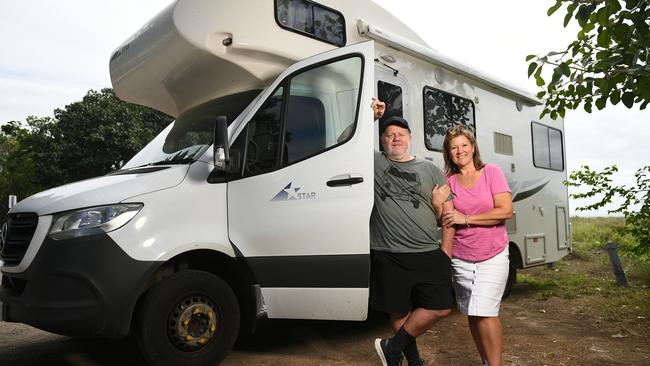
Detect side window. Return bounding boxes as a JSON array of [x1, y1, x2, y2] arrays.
[[423, 87, 475, 151], [377, 80, 403, 124], [245, 88, 284, 175], [532, 122, 564, 171], [241, 55, 362, 176], [275, 0, 346, 47]]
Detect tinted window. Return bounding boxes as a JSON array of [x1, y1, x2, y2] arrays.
[[276, 0, 346, 46], [377, 80, 403, 124], [423, 87, 475, 151], [245, 88, 284, 175], [531, 122, 564, 171]]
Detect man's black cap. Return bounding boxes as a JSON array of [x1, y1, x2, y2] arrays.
[[380, 116, 410, 134]]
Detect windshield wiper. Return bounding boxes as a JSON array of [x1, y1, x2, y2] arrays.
[[149, 158, 196, 165]]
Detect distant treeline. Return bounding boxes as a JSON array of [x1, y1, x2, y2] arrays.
[[0, 88, 173, 221]]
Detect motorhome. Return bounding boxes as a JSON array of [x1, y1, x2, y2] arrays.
[[0, 0, 571, 365]]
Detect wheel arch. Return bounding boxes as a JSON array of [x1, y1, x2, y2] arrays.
[[132, 249, 259, 337]]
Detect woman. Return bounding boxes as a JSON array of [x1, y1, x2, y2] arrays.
[[432, 125, 513, 366]]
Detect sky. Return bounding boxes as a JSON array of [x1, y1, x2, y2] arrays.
[[1, 0, 648, 216]]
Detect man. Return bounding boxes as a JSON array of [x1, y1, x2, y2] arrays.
[[370, 99, 454, 366]]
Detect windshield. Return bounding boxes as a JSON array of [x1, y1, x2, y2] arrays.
[[122, 90, 261, 169]]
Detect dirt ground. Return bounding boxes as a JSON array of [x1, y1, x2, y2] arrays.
[[1, 281, 648, 366]]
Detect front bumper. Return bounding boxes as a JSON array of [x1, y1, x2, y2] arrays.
[[0, 233, 158, 337]]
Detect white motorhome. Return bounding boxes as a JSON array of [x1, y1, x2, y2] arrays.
[[0, 0, 571, 365]]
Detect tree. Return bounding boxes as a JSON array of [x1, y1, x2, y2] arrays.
[[41, 88, 173, 186], [527, 0, 650, 119], [566, 165, 650, 257], [0, 88, 173, 218], [0, 122, 39, 211], [528, 1, 650, 257]]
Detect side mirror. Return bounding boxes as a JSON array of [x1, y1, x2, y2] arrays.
[[213, 116, 230, 170]]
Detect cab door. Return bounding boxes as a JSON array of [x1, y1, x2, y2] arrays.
[[227, 41, 375, 320]]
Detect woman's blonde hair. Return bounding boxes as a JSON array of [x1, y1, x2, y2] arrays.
[[442, 125, 484, 176]]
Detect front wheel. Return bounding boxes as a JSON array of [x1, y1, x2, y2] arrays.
[[135, 270, 240, 366]]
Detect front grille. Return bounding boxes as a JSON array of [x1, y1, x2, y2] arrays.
[[0, 212, 39, 266]]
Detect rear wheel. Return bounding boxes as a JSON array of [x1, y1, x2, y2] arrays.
[[135, 270, 240, 366]]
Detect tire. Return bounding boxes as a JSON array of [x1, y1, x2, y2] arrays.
[[135, 270, 240, 366], [502, 260, 517, 299]]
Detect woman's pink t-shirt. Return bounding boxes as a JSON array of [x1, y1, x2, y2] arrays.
[[448, 164, 511, 261]]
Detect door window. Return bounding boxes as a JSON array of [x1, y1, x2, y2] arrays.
[[240, 56, 363, 176]]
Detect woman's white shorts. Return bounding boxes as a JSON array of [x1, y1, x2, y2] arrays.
[[452, 246, 509, 317]]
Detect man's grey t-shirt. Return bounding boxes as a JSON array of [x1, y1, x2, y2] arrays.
[[370, 151, 447, 253]]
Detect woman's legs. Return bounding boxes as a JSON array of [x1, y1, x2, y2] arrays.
[[468, 316, 502, 366], [468, 316, 486, 362]]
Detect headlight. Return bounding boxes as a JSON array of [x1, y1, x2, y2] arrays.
[[49, 203, 143, 240]]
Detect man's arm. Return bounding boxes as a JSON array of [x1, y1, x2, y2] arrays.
[[440, 200, 454, 258]]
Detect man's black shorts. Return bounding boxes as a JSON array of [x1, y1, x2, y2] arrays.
[[369, 249, 452, 314]]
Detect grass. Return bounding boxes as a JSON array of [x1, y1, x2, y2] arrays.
[[513, 217, 650, 322]]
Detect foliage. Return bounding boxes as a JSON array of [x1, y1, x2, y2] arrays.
[[0, 122, 40, 209], [566, 165, 650, 258], [0, 88, 173, 218], [514, 217, 650, 321], [527, 0, 650, 119], [570, 216, 638, 253]]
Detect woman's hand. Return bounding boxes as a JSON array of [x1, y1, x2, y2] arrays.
[[441, 209, 466, 228]]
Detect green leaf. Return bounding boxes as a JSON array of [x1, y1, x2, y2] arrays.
[[551, 68, 563, 84], [560, 62, 571, 76], [584, 101, 593, 113], [577, 5, 591, 27], [607, 0, 622, 13], [539, 109, 549, 120], [601, 54, 624, 67], [528, 62, 538, 77], [597, 29, 611, 47], [595, 97, 607, 110], [536, 75, 546, 86], [536, 91, 547, 99], [526, 54, 536, 61], [628, 66, 646, 75], [597, 7, 610, 26], [547, 0, 563, 16], [550, 110, 558, 120], [625, 0, 640, 10], [622, 92, 635, 108], [564, 3, 578, 27], [610, 90, 621, 105]]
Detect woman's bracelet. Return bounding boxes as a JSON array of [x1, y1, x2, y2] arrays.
[[464, 215, 470, 227]]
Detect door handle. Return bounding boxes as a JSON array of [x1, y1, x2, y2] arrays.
[[327, 177, 364, 187]]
